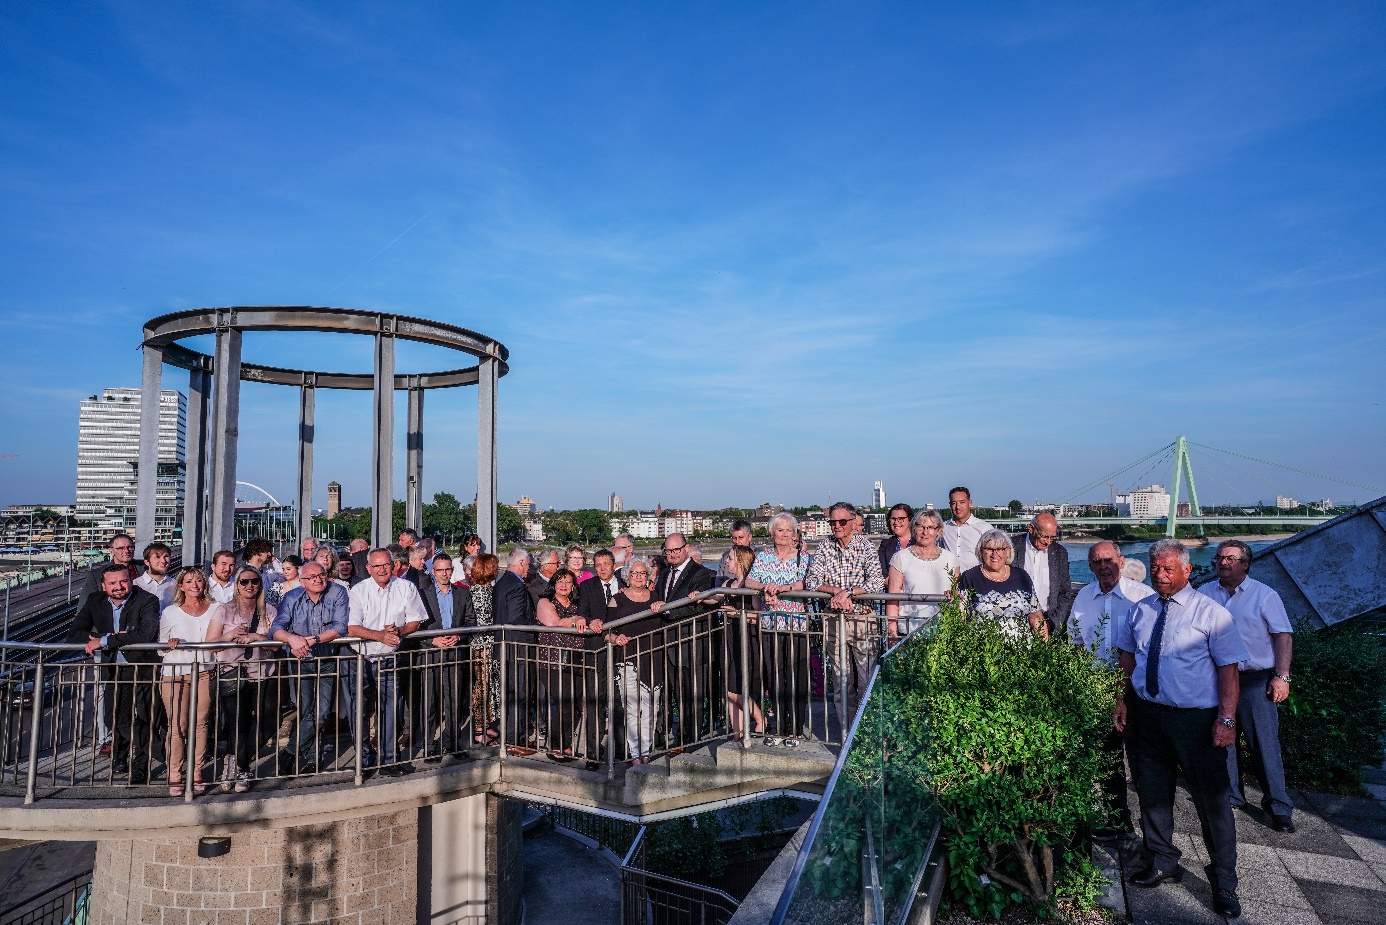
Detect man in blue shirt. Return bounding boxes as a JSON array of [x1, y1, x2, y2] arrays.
[[269, 561, 350, 776]]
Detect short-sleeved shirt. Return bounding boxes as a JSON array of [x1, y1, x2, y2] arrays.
[[1116, 583, 1250, 708], [1069, 577, 1150, 667], [270, 583, 351, 657], [748, 549, 811, 631], [804, 535, 885, 614], [1197, 577, 1292, 671], [135, 573, 176, 611], [959, 566, 1041, 637], [349, 576, 427, 657]]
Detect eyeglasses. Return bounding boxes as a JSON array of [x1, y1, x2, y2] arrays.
[[982, 546, 1009, 554], [237, 578, 261, 586], [1032, 533, 1058, 541], [302, 573, 327, 581], [828, 518, 852, 527], [917, 524, 940, 531], [1212, 555, 1244, 563], [663, 544, 686, 553], [629, 570, 649, 577], [889, 516, 909, 522]]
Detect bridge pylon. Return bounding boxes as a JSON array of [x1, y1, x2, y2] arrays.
[[1166, 435, 1203, 537]]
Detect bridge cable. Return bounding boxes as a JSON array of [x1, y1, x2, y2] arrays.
[[1055, 442, 1174, 504], [1189, 443, 1383, 495], [1187, 446, 1292, 502]]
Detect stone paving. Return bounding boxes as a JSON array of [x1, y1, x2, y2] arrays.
[[1112, 781, 1386, 924]]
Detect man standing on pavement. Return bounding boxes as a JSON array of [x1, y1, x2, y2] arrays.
[[527, 549, 560, 606], [805, 502, 885, 722], [652, 532, 716, 743], [417, 552, 474, 758], [943, 487, 992, 572], [1069, 541, 1150, 838], [68, 564, 161, 783], [348, 549, 427, 777], [134, 542, 175, 610], [270, 562, 350, 776], [1011, 513, 1075, 636], [496, 548, 538, 744], [206, 550, 237, 604], [1199, 540, 1296, 833], [717, 520, 757, 583], [1114, 539, 1249, 920]]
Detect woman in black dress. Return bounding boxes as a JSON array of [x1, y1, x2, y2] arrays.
[[536, 568, 588, 760]]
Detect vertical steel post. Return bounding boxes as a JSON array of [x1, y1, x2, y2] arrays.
[[836, 613, 849, 735], [24, 657, 44, 804], [208, 322, 243, 554], [497, 630, 508, 766], [740, 602, 751, 751], [1182, 438, 1204, 538], [185, 651, 199, 803], [605, 643, 616, 779], [296, 378, 316, 552], [354, 645, 365, 786], [134, 346, 163, 551], [371, 325, 396, 550], [406, 381, 424, 535], [476, 356, 498, 552], [183, 366, 211, 564]]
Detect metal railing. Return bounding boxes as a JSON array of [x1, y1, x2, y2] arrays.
[[0, 588, 946, 803], [0, 869, 92, 925], [621, 827, 742, 925]]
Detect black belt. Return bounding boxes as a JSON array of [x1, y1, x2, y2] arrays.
[[1136, 697, 1214, 713], [1238, 668, 1272, 677]]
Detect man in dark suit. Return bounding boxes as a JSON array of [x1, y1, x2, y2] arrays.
[[652, 533, 716, 744], [527, 549, 559, 607], [1012, 513, 1075, 636], [578, 549, 627, 625], [416, 553, 475, 757], [494, 549, 537, 745], [79, 533, 144, 609], [68, 563, 161, 782], [577, 549, 626, 761]]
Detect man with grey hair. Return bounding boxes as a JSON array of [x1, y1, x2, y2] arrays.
[[1115, 539, 1248, 919], [300, 537, 319, 564], [1199, 540, 1296, 832], [1068, 540, 1150, 838], [805, 502, 885, 721], [528, 548, 560, 606], [1011, 512, 1075, 635], [612, 533, 636, 580]]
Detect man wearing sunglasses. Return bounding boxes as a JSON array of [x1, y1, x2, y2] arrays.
[[806, 502, 885, 723], [270, 562, 350, 776]]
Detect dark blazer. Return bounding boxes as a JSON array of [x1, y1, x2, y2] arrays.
[[654, 561, 715, 622], [493, 569, 536, 626], [525, 572, 550, 608], [67, 585, 161, 664], [79, 561, 145, 610], [1011, 534, 1075, 627], [877, 536, 910, 580], [419, 581, 477, 635], [350, 549, 371, 587], [577, 574, 627, 626]]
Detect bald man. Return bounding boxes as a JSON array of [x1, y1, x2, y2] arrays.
[[1011, 513, 1075, 635]]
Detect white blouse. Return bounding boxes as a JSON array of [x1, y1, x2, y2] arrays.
[[158, 602, 224, 676]]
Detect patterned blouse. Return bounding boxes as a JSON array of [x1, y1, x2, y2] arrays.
[[959, 566, 1042, 637], [469, 584, 494, 649], [748, 549, 810, 632]]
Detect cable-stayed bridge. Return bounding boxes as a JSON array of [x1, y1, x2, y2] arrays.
[[990, 435, 1384, 537]]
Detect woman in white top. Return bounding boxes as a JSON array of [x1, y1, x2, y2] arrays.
[[159, 566, 225, 797], [885, 509, 958, 638]]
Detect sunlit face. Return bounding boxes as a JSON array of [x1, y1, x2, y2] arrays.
[[553, 574, 575, 598], [300, 564, 329, 593], [236, 571, 262, 600], [315, 548, 334, 570], [1029, 516, 1058, 550], [566, 550, 586, 572], [912, 519, 941, 545], [146, 549, 171, 577], [889, 511, 910, 539], [828, 512, 853, 542], [949, 492, 972, 522], [627, 565, 650, 590], [980, 545, 1010, 569], [110, 539, 135, 565], [772, 521, 796, 545], [212, 554, 236, 582], [662, 537, 688, 567], [282, 561, 298, 581], [594, 555, 615, 582], [432, 560, 454, 587], [464, 538, 482, 555], [1149, 553, 1192, 597], [367, 551, 393, 586], [101, 570, 131, 602], [179, 570, 207, 600], [731, 527, 753, 547], [540, 556, 560, 578], [1088, 543, 1125, 591]]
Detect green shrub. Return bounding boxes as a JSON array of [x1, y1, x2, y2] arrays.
[[1280, 620, 1386, 794], [912, 598, 1121, 917]]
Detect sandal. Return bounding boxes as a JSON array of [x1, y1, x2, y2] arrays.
[[169, 783, 184, 797], [193, 779, 208, 794]]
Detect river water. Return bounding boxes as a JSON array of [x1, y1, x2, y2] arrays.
[[1062, 539, 1280, 584]]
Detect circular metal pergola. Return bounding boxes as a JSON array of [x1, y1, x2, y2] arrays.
[[131, 307, 509, 559]]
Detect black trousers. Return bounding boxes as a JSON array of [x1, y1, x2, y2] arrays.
[[1128, 697, 1238, 891], [109, 663, 155, 772], [1100, 727, 1132, 828], [413, 646, 470, 755]]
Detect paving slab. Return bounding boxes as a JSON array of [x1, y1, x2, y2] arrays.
[[1294, 880, 1386, 924], [1277, 848, 1385, 891], [1339, 833, 1386, 866], [1233, 898, 1323, 925]]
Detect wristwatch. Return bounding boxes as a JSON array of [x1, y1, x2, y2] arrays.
[[1274, 674, 1291, 684], [1217, 716, 1237, 729]]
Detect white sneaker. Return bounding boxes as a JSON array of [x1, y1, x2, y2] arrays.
[[220, 758, 238, 793]]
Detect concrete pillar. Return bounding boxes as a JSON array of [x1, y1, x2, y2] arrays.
[[477, 356, 498, 552], [371, 327, 396, 550], [297, 378, 315, 552], [207, 326, 242, 554], [182, 367, 211, 565], [406, 381, 424, 536], [134, 346, 163, 551]]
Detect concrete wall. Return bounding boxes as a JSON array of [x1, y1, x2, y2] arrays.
[[87, 809, 418, 925], [485, 796, 524, 925]]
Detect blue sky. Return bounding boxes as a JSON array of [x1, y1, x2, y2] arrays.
[[2, 2, 1384, 513]]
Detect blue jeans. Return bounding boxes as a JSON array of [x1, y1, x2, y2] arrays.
[[350, 655, 402, 764], [289, 657, 349, 759]]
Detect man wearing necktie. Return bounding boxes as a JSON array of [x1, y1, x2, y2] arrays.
[[577, 549, 627, 762], [651, 533, 716, 744], [1114, 539, 1250, 920]]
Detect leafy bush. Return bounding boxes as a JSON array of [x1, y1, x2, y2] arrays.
[[915, 598, 1121, 917], [1280, 619, 1386, 794]]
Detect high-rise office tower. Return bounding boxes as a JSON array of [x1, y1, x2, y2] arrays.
[[76, 388, 186, 541]]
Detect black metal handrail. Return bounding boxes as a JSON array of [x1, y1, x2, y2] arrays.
[[0, 869, 92, 925]]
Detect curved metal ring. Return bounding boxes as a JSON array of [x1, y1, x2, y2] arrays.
[[142, 306, 509, 389]]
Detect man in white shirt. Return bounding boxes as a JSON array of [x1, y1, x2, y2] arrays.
[[1012, 513, 1076, 634], [943, 487, 992, 572], [133, 542, 175, 610], [349, 548, 428, 776], [1198, 540, 1296, 832], [206, 550, 237, 604], [1069, 540, 1150, 837]]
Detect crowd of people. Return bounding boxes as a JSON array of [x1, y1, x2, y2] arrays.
[[63, 488, 1300, 918]]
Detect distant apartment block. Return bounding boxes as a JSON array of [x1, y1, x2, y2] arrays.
[[871, 480, 887, 508], [510, 496, 537, 517], [76, 388, 186, 542], [1115, 484, 1170, 518], [1276, 495, 1299, 510]]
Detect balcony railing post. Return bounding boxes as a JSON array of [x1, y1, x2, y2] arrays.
[[497, 630, 507, 766], [23, 655, 44, 804], [354, 644, 365, 786], [739, 597, 750, 752], [605, 641, 616, 779], [836, 611, 849, 735], [185, 649, 199, 803]]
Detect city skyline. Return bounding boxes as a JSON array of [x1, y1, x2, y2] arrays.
[[2, 4, 1384, 511]]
